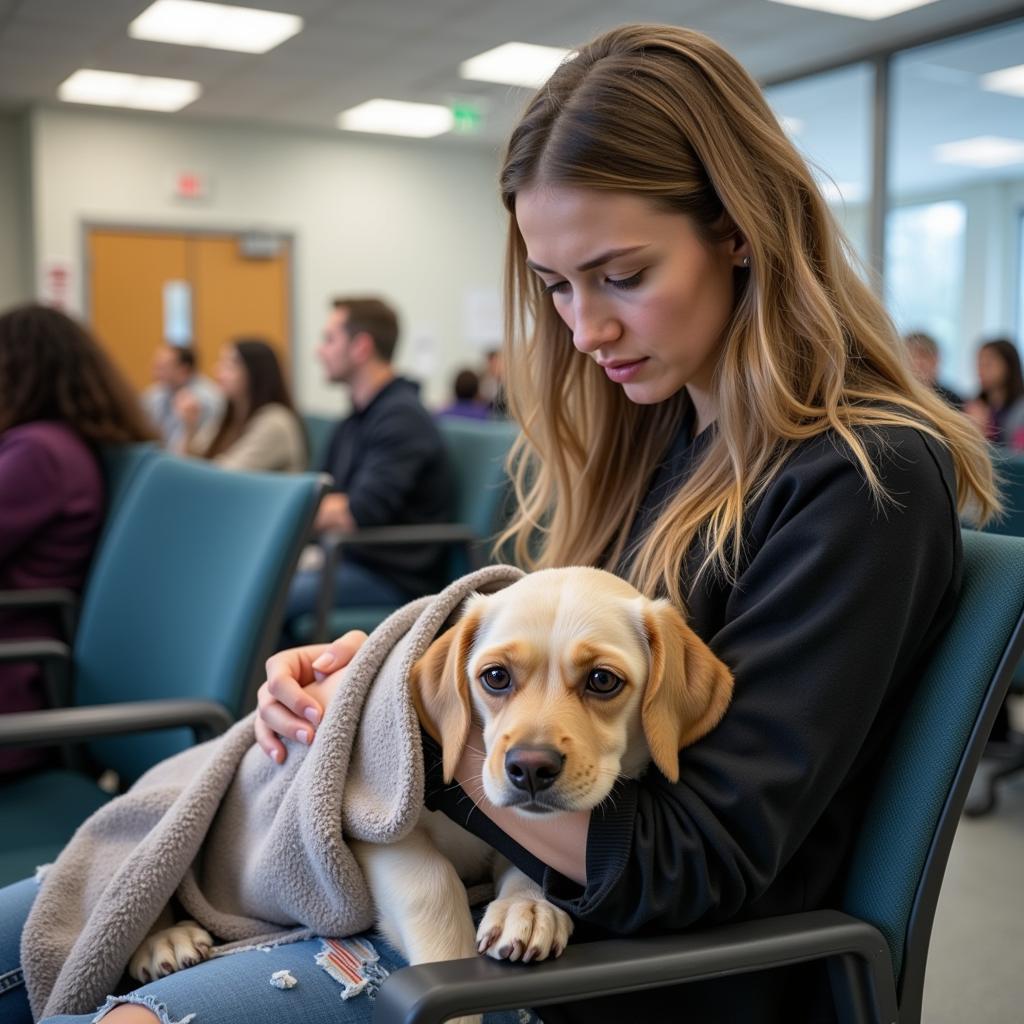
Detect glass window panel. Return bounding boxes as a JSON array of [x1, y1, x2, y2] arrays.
[[887, 18, 1024, 395], [885, 201, 966, 390], [765, 63, 874, 267]]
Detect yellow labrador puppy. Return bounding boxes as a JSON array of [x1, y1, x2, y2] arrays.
[[132, 567, 732, 1018]]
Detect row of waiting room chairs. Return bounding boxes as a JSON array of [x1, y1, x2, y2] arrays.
[[2, 436, 1024, 1023]]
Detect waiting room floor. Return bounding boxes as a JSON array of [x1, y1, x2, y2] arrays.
[[923, 737, 1024, 1022]]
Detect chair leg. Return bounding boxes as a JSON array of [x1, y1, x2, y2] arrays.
[[963, 738, 1024, 817], [828, 954, 893, 1024]]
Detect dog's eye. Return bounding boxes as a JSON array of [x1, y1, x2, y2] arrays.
[[480, 666, 512, 693], [586, 669, 624, 697]]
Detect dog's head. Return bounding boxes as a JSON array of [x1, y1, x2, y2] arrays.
[[410, 567, 733, 816]]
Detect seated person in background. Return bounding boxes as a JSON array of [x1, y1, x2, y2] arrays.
[[479, 346, 507, 416], [438, 367, 491, 420], [965, 337, 1024, 449], [177, 338, 307, 472], [904, 330, 963, 409], [141, 343, 223, 452], [0, 303, 156, 775], [280, 297, 454, 645]]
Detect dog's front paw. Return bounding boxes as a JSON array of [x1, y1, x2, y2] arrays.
[[128, 920, 213, 983], [476, 896, 573, 963]]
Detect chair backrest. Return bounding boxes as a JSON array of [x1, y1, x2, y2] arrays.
[[74, 456, 325, 782], [841, 529, 1024, 1019], [438, 417, 519, 540], [985, 453, 1024, 537], [302, 413, 338, 473], [97, 442, 162, 541]]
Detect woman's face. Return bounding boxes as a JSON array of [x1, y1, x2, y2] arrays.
[[977, 347, 1007, 393], [515, 185, 747, 406], [215, 346, 248, 402]]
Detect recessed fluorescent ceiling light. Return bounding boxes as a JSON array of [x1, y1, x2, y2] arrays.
[[129, 0, 302, 54], [58, 69, 200, 111], [934, 135, 1024, 168], [338, 100, 454, 138], [460, 42, 574, 88], [765, 0, 939, 19], [981, 64, 1024, 98]]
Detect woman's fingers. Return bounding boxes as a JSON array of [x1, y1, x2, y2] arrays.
[[309, 630, 368, 676], [255, 632, 368, 763]]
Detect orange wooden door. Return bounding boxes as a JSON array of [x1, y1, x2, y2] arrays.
[[87, 229, 292, 394], [191, 235, 291, 380], [87, 230, 189, 392]]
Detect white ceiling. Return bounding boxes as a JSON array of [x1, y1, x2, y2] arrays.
[[0, 0, 1021, 150]]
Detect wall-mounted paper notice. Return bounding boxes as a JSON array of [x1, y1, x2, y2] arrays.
[[163, 279, 192, 345], [462, 286, 502, 350]]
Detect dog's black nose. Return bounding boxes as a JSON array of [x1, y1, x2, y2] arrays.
[[505, 746, 565, 794]]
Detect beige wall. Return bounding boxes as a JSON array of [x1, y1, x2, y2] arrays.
[[29, 105, 507, 412]]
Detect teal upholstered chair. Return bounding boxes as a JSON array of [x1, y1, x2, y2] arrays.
[[302, 413, 338, 472], [299, 417, 519, 643], [0, 443, 162, 649], [967, 453, 1024, 814], [0, 456, 326, 885], [374, 530, 1024, 1024]]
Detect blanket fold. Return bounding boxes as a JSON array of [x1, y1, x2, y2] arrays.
[[22, 564, 524, 1020]]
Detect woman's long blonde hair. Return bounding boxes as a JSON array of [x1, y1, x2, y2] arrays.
[[498, 24, 998, 605]]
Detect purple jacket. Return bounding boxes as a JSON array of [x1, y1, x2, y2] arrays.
[[0, 421, 104, 772]]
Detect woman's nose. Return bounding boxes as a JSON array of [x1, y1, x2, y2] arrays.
[[570, 297, 621, 354]]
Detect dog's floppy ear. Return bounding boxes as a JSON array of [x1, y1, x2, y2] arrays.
[[640, 599, 734, 783], [410, 601, 485, 782]]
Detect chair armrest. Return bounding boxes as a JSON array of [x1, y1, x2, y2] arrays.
[[0, 699, 235, 748], [321, 524, 480, 549], [0, 638, 72, 707], [313, 524, 483, 641], [0, 588, 78, 638], [372, 909, 898, 1024]]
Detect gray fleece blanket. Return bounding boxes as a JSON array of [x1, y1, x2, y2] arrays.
[[22, 564, 524, 1021]]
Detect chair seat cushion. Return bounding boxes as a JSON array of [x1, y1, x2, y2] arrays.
[[0, 769, 113, 886]]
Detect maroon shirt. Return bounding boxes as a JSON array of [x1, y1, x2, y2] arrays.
[[0, 421, 105, 772]]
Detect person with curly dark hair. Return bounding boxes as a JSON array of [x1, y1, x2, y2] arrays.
[[0, 302, 155, 774]]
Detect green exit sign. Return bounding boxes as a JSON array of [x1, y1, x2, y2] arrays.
[[452, 102, 483, 133]]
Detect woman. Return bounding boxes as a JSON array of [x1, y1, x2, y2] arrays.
[[1, 24, 997, 1024], [0, 303, 155, 775], [965, 337, 1024, 450], [176, 338, 307, 471]]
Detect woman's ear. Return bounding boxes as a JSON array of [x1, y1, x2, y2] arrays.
[[640, 600, 734, 783], [409, 603, 484, 781]]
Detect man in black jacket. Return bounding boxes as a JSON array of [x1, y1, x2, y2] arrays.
[[281, 297, 453, 644]]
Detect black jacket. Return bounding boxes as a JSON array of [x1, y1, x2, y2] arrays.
[[425, 409, 961, 1022], [323, 377, 454, 597]]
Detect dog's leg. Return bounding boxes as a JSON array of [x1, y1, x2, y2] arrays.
[[477, 858, 574, 963], [352, 831, 481, 1024], [127, 906, 213, 983]]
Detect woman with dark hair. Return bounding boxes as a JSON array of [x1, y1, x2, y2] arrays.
[[0, 302, 155, 774], [177, 338, 307, 471], [966, 337, 1024, 449]]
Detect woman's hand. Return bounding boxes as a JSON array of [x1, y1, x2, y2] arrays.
[[173, 389, 203, 432], [255, 631, 367, 763]]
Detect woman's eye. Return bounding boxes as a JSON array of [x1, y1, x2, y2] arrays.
[[480, 666, 512, 692], [586, 669, 624, 696], [608, 271, 644, 291], [542, 280, 569, 296]]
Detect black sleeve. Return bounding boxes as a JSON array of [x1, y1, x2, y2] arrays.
[[344, 407, 440, 528], [541, 430, 960, 932], [427, 428, 960, 934]]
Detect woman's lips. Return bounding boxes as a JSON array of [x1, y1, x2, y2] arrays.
[[602, 358, 648, 383]]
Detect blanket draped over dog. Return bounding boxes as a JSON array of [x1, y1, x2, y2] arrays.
[[22, 565, 524, 1021]]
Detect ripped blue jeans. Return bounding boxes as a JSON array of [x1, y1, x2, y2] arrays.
[[0, 878, 542, 1024]]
